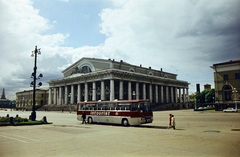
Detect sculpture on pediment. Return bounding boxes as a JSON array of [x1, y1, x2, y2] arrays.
[[71, 67, 82, 75]]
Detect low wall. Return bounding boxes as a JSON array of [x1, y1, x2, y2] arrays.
[[37, 105, 77, 112], [152, 103, 195, 111]]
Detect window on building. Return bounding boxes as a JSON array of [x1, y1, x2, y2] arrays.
[[82, 66, 92, 73], [223, 86, 232, 101], [235, 73, 240, 79], [223, 74, 228, 80]]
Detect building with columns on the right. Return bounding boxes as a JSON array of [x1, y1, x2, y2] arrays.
[[47, 58, 189, 108]]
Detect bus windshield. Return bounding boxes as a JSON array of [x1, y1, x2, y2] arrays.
[[139, 101, 152, 113]]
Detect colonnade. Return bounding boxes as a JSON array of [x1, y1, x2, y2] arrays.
[[49, 79, 189, 105]]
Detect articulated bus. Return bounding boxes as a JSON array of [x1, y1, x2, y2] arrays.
[[77, 100, 153, 126]]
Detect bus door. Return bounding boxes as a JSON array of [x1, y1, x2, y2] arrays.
[[130, 102, 139, 120], [139, 101, 152, 122]]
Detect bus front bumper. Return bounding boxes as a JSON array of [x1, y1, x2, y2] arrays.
[[140, 117, 153, 124]]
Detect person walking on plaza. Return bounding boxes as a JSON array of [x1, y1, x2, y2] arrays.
[[168, 114, 172, 129], [81, 111, 87, 124], [171, 115, 176, 130]]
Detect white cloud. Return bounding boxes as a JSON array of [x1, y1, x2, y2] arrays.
[[1, 0, 240, 99], [58, 0, 69, 2], [100, 1, 239, 65], [98, 0, 240, 94], [0, 0, 68, 99]]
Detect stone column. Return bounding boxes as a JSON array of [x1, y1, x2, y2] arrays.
[[149, 84, 152, 103], [160, 85, 164, 103], [65, 86, 68, 104], [166, 86, 169, 103], [143, 83, 146, 100], [85, 82, 88, 101], [136, 82, 139, 100], [187, 88, 189, 102], [48, 88, 52, 105], [110, 79, 114, 101], [171, 87, 174, 103], [175, 87, 178, 103], [119, 80, 123, 100], [92, 82, 96, 101], [183, 88, 186, 103], [71, 85, 74, 104], [59, 87, 62, 105], [77, 84, 81, 102], [155, 85, 159, 103], [101, 81, 105, 100], [53, 88, 57, 105], [128, 81, 132, 100], [179, 88, 182, 103]]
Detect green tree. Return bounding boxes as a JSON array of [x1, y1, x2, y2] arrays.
[[193, 89, 215, 104], [194, 92, 201, 102], [205, 89, 215, 103]]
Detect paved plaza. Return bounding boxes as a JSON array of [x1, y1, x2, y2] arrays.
[[0, 109, 240, 157]]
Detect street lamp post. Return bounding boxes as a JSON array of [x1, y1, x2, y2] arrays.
[[30, 46, 42, 121], [232, 88, 238, 110]]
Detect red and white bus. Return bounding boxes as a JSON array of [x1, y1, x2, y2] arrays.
[[77, 100, 153, 126]]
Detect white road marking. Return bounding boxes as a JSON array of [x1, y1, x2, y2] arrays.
[[0, 132, 41, 143], [0, 134, 28, 143]]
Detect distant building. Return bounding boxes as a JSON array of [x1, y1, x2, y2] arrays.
[[15, 88, 49, 110], [204, 84, 211, 90], [48, 57, 189, 105], [210, 59, 240, 110], [0, 88, 7, 101], [0, 88, 15, 108]]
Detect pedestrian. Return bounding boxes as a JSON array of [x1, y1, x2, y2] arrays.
[[81, 111, 87, 124], [168, 114, 172, 129], [171, 115, 176, 130]]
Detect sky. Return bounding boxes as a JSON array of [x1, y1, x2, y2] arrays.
[[1, 0, 240, 100]]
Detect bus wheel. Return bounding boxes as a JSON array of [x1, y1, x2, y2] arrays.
[[88, 117, 93, 124], [122, 119, 129, 126]]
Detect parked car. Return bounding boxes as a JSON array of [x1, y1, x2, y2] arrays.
[[223, 108, 238, 112]]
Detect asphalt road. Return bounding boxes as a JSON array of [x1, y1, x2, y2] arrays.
[[0, 109, 240, 157]]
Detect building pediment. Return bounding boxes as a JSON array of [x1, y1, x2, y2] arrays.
[[62, 58, 113, 78]]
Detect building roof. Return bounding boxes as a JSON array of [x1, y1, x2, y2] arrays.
[[213, 59, 240, 66], [15, 88, 49, 94]]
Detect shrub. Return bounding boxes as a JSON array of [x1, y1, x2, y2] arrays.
[[13, 117, 28, 122], [0, 117, 10, 122], [0, 117, 28, 123]]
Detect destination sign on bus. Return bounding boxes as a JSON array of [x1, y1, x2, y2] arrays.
[[90, 111, 110, 116]]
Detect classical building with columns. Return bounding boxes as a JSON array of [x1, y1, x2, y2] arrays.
[[48, 58, 189, 106]]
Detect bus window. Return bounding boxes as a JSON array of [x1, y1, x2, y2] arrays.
[[107, 103, 117, 110], [118, 102, 130, 111], [80, 104, 85, 110], [97, 103, 107, 110], [139, 101, 151, 113], [132, 102, 138, 111], [84, 103, 97, 110]]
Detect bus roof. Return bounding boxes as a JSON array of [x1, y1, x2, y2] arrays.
[[77, 99, 150, 104]]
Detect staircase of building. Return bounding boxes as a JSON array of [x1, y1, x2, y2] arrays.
[[37, 104, 77, 112], [151, 103, 172, 111]]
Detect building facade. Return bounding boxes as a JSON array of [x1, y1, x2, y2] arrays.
[[210, 59, 240, 110], [48, 58, 189, 106], [15, 88, 48, 110]]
